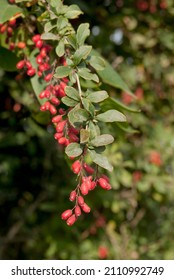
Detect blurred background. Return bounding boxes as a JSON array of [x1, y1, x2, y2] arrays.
[[0, 0, 174, 259]]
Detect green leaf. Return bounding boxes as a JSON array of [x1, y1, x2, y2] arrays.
[[82, 98, 95, 116], [88, 121, 100, 139], [55, 40, 65, 57], [41, 33, 58, 40], [30, 50, 47, 105], [78, 68, 99, 83], [80, 128, 90, 144], [57, 16, 68, 30], [54, 66, 71, 78], [50, 0, 62, 8], [66, 34, 77, 49], [89, 55, 105, 71], [0, 0, 22, 24], [91, 49, 134, 97], [65, 143, 83, 157], [61, 96, 78, 107], [73, 46, 92, 65], [116, 122, 139, 134], [44, 22, 56, 33], [100, 97, 140, 113], [87, 90, 109, 103], [90, 134, 114, 147], [0, 46, 19, 71], [64, 4, 83, 19], [96, 109, 126, 123], [68, 104, 89, 127], [65, 86, 80, 101], [89, 150, 113, 172], [76, 23, 90, 46]]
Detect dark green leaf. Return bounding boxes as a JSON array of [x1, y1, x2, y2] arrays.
[[101, 97, 140, 113], [76, 23, 90, 46], [96, 109, 126, 122], [54, 66, 71, 78], [89, 150, 113, 172], [90, 134, 114, 147], [66, 34, 77, 49], [88, 90, 108, 103], [0, 46, 19, 71], [65, 143, 83, 157]]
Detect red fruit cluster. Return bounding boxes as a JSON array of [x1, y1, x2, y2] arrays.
[[16, 59, 36, 76], [0, 18, 17, 49], [61, 160, 112, 226]]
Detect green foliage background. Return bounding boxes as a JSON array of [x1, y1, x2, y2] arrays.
[[0, 0, 174, 259]]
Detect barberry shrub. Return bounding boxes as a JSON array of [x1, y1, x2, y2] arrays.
[[0, 0, 135, 225]]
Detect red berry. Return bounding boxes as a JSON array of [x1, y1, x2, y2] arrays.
[[80, 182, 89, 196], [32, 34, 41, 43], [81, 203, 91, 213], [44, 73, 52, 82], [98, 178, 109, 190], [0, 24, 7, 33], [61, 209, 72, 220], [69, 191, 76, 201], [58, 137, 68, 145], [68, 133, 79, 143], [83, 163, 94, 174], [40, 47, 47, 58], [75, 206, 81, 217], [39, 90, 46, 99], [25, 61, 32, 69], [52, 115, 62, 123], [50, 97, 60, 105], [9, 19, 16, 26], [89, 181, 96, 191], [72, 160, 81, 174], [44, 101, 50, 110], [49, 104, 57, 115], [27, 68, 36, 76], [54, 132, 63, 140], [36, 55, 43, 64], [40, 104, 46, 111], [56, 120, 66, 133], [66, 214, 76, 226], [36, 39, 43, 48], [16, 60, 25, 69], [77, 196, 84, 206]]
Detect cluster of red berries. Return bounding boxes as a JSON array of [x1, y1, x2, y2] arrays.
[[15, 31, 113, 226], [136, 0, 167, 12], [61, 160, 111, 226], [0, 18, 18, 50]]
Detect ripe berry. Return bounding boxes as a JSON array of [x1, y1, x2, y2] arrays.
[[9, 19, 16, 26], [80, 182, 89, 196], [83, 163, 94, 174], [81, 203, 91, 213], [52, 115, 62, 123], [61, 209, 72, 220], [54, 132, 63, 140], [44, 73, 52, 82], [25, 61, 32, 69], [69, 191, 76, 201], [66, 214, 76, 226], [75, 206, 81, 217], [40, 47, 47, 58], [58, 137, 68, 145], [49, 104, 57, 115], [27, 68, 36, 76], [51, 97, 60, 105], [71, 160, 81, 174], [36, 55, 43, 64], [56, 120, 66, 133], [36, 39, 43, 48], [39, 90, 46, 99], [32, 34, 41, 43], [16, 60, 25, 69], [98, 178, 109, 190], [77, 196, 84, 206]]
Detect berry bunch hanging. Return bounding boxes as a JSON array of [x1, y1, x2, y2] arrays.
[[1, 0, 132, 226]]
